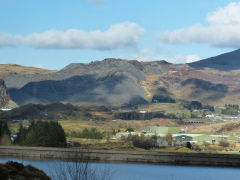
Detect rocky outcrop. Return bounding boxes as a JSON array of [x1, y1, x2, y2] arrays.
[[5, 59, 149, 105], [0, 79, 10, 106], [0, 161, 50, 180]]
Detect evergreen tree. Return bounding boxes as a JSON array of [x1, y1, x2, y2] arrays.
[[14, 122, 28, 144], [0, 121, 11, 145], [16, 121, 67, 147], [0, 121, 10, 137]]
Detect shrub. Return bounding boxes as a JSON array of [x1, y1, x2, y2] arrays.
[[0, 121, 10, 137], [183, 101, 202, 110], [68, 128, 103, 139], [203, 141, 210, 147], [0, 121, 11, 145], [125, 127, 134, 132], [190, 112, 198, 118], [130, 135, 157, 150], [222, 107, 239, 115], [186, 142, 192, 149], [152, 95, 176, 103], [219, 140, 229, 147], [164, 133, 173, 146]]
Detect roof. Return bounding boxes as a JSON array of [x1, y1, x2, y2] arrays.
[[173, 134, 204, 137]]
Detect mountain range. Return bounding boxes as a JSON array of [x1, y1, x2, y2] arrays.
[[1, 49, 240, 106]]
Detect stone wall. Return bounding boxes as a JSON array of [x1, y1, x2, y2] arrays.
[[1, 146, 240, 167]]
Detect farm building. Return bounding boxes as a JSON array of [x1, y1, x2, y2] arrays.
[[174, 135, 193, 142], [174, 134, 226, 143]]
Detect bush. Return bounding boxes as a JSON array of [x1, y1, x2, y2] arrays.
[[219, 140, 229, 147], [0, 121, 11, 145], [222, 104, 239, 115], [0, 121, 10, 137], [129, 135, 157, 150], [125, 127, 134, 132], [183, 101, 202, 110], [68, 128, 103, 139], [203, 141, 210, 147], [186, 142, 192, 149], [166, 113, 177, 119], [190, 112, 198, 118], [164, 133, 173, 146], [152, 95, 176, 103]]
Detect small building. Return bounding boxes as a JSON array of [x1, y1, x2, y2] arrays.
[[0, 107, 12, 111], [138, 110, 147, 113], [113, 132, 142, 140], [206, 114, 215, 118], [174, 135, 193, 142], [174, 134, 214, 143]]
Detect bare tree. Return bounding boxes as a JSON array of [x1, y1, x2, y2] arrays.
[[50, 150, 113, 180]]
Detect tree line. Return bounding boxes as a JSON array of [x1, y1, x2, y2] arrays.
[[0, 120, 67, 147]]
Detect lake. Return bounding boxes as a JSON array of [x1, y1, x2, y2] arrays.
[[1, 157, 240, 180]]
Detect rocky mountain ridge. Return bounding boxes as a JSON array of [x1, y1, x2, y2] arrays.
[[2, 49, 240, 106]]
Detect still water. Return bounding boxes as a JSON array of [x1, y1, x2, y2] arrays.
[[1, 157, 240, 180]]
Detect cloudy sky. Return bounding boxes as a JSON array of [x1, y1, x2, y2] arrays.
[[0, 0, 239, 69]]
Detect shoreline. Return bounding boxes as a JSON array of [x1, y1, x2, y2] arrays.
[[1, 146, 240, 167]]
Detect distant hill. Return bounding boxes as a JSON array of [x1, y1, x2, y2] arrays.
[[3, 51, 240, 106], [188, 49, 240, 71], [4, 59, 158, 105], [0, 64, 56, 79], [0, 102, 111, 121]]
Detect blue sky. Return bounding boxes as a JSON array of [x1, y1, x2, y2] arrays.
[[0, 0, 239, 69]]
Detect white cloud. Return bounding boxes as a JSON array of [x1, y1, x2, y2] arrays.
[[0, 33, 20, 47], [159, 1, 240, 48], [130, 49, 156, 61], [121, 48, 200, 64], [88, 0, 105, 3], [207, 2, 240, 25], [167, 54, 200, 64], [32, 64, 45, 69], [0, 22, 145, 50]]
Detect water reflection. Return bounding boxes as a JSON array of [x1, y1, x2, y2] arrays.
[[0, 157, 240, 180]]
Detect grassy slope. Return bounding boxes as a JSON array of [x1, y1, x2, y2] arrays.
[[0, 64, 57, 78], [186, 120, 240, 135], [59, 118, 178, 134], [142, 68, 240, 105]]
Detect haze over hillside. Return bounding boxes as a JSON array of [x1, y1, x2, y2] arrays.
[[189, 49, 240, 71], [2, 49, 240, 106]]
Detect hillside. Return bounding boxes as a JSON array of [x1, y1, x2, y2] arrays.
[[188, 49, 240, 71], [0, 102, 111, 121], [3, 50, 240, 106], [4, 59, 155, 105], [0, 64, 56, 79]]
